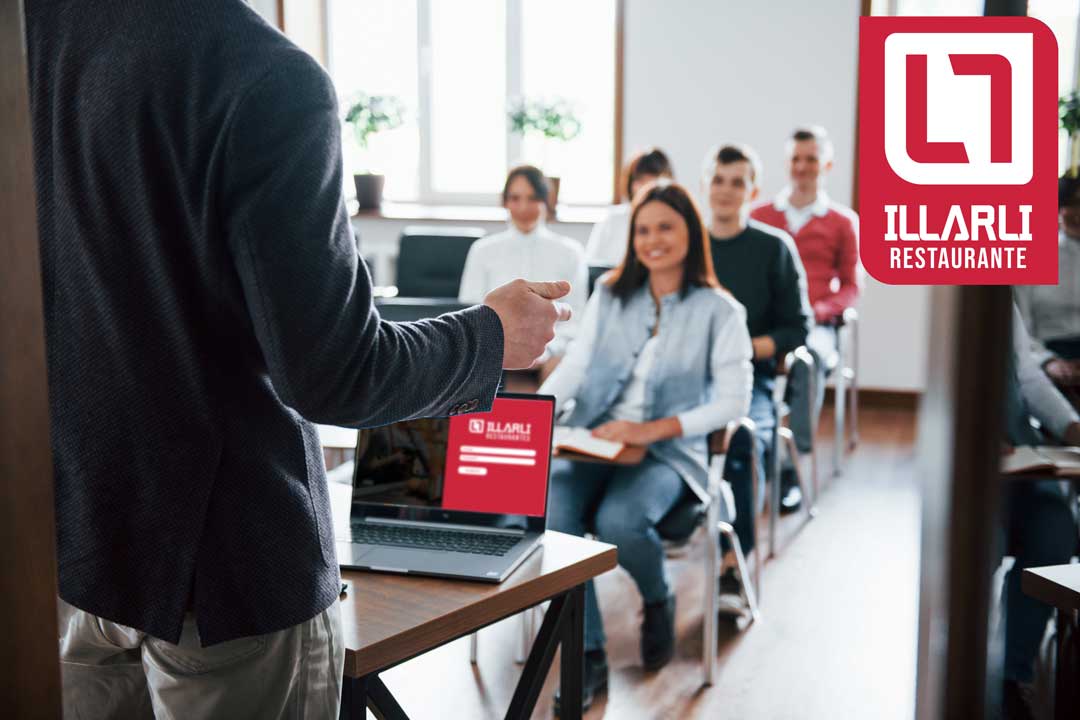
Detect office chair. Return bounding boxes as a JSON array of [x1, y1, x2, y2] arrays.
[[394, 226, 485, 298], [469, 419, 761, 689], [831, 308, 860, 476], [767, 347, 817, 560], [587, 265, 614, 297]]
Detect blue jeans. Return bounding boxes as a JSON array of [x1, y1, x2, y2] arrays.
[[727, 372, 775, 554], [547, 456, 684, 652], [1001, 481, 1077, 682]]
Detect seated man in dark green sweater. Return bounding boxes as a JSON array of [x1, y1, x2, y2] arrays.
[[704, 144, 812, 587]]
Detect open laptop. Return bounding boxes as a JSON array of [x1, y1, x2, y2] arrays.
[[337, 393, 554, 582]]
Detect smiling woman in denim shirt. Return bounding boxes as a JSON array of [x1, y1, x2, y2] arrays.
[[539, 181, 753, 711]]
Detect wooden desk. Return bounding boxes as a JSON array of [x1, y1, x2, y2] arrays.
[[338, 526, 615, 719], [1022, 564, 1080, 720]]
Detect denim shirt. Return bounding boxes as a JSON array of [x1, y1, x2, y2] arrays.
[[549, 280, 753, 504]]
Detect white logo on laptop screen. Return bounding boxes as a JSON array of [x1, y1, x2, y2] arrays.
[[883, 32, 1033, 185], [457, 419, 536, 477]]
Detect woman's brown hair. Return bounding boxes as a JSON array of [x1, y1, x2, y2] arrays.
[[606, 180, 720, 302], [622, 148, 673, 202]]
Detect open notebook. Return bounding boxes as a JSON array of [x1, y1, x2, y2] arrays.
[[553, 426, 625, 461], [1001, 445, 1080, 478]]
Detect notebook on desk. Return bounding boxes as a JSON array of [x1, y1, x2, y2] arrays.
[[337, 393, 555, 582], [1002, 445, 1080, 478], [553, 426, 625, 461]]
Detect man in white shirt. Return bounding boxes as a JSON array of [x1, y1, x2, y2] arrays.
[[1014, 176, 1080, 393], [459, 165, 587, 375]]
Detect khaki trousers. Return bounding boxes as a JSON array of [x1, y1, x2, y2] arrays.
[[57, 598, 345, 719]]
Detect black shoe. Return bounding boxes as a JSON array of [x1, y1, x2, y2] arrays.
[[640, 593, 676, 671], [718, 566, 742, 597], [779, 468, 802, 515], [1001, 679, 1038, 720], [553, 649, 608, 716]]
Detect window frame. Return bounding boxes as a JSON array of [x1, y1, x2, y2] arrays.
[[323, 0, 623, 207]]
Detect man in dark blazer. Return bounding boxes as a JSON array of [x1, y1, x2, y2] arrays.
[[26, 1, 569, 716]]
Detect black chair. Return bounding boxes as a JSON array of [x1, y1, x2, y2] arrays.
[[472, 419, 761, 689], [656, 418, 761, 686], [830, 308, 860, 475], [767, 347, 818, 559], [587, 265, 614, 297], [373, 297, 469, 322], [394, 226, 485, 298]]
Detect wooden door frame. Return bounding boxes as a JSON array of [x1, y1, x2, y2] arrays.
[[0, 0, 62, 715]]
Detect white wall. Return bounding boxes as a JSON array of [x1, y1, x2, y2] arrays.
[[623, 0, 930, 391], [341, 0, 932, 392]]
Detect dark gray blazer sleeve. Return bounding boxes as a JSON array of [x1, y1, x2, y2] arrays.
[[220, 51, 503, 426]]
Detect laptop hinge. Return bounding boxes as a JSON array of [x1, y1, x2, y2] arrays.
[[362, 516, 525, 536]]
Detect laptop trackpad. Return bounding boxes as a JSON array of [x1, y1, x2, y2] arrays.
[[363, 546, 489, 574]]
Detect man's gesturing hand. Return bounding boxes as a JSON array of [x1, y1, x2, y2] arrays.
[[484, 279, 573, 370]]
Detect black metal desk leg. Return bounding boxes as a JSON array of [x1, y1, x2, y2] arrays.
[[1055, 608, 1078, 720], [559, 584, 585, 720], [340, 675, 368, 720], [341, 674, 410, 720]]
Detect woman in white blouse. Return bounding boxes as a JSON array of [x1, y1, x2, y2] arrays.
[[584, 148, 674, 267], [458, 165, 587, 373], [540, 181, 752, 709]]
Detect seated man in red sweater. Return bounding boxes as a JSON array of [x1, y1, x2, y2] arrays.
[[752, 126, 861, 501]]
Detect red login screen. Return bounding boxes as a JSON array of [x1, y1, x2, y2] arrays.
[[442, 397, 553, 517]]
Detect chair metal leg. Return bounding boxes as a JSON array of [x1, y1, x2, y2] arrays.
[[780, 427, 816, 520], [768, 407, 781, 559], [833, 329, 847, 478], [719, 521, 759, 622], [703, 475, 720, 687], [469, 632, 478, 664], [750, 432, 762, 603], [848, 313, 860, 450], [515, 607, 534, 664]]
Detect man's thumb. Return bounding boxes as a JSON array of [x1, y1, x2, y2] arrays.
[[525, 280, 572, 300]]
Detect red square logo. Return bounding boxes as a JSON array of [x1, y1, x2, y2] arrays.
[[859, 16, 1059, 285]]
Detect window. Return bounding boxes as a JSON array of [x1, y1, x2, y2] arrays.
[[1027, 0, 1080, 175], [872, 0, 1080, 176], [327, 0, 617, 206]]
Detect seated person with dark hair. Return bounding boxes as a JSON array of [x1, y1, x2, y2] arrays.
[[541, 180, 753, 711], [999, 303, 1080, 720], [585, 147, 675, 267], [703, 143, 812, 589], [459, 164, 588, 379], [1015, 175, 1080, 398]]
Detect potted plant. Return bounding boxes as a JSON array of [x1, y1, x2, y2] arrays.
[[508, 97, 582, 213], [1062, 89, 1080, 178], [344, 93, 405, 210]]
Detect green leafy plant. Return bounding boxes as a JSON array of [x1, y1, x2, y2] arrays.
[[344, 93, 405, 151], [508, 98, 582, 142], [1062, 90, 1080, 178]]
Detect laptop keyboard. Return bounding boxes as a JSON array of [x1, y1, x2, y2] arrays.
[[348, 524, 521, 557]]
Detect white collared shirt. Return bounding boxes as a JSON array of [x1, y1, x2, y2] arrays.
[[1014, 231, 1080, 365], [774, 187, 831, 236], [458, 222, 588, 355]]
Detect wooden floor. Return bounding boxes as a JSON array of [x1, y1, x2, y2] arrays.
[[372, 403, 920, 719]]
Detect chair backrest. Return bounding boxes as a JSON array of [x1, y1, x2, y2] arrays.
[[396, 226, 486, 298], [374, 297, 470, 322], [588, 265, 614, 297]]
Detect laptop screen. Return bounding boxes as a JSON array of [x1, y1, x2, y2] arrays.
[[350, 395, 554, 518]]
